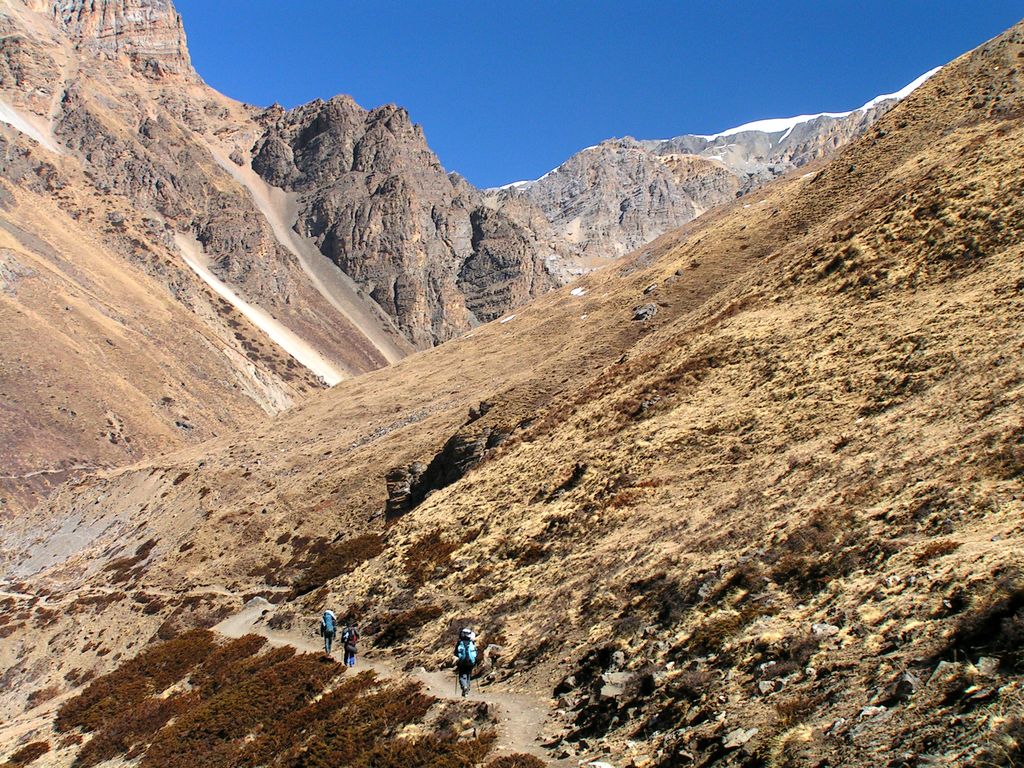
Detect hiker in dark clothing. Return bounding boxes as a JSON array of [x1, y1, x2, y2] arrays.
[[453, 627, 478, 697], [320, 609, 337, 655], [341, 624, 359, 667]]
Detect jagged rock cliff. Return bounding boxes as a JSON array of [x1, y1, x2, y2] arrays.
[[51, 0, 192, 78], [251, 96, 559, 345]]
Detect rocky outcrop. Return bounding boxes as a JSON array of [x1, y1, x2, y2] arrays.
[[384, 402, 517, 518], [497, 95, 913, 272], [50, 0, 193, 78], [252, 97, 559, 346]]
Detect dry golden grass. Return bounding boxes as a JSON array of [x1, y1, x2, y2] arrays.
[[6, 16, 1024, 768]]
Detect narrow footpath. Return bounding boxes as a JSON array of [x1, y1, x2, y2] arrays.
[[216, 598, 566, 764]]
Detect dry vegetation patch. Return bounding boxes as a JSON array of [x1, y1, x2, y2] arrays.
[[52, 632, 494, 768], [0, 742, 50, 767]]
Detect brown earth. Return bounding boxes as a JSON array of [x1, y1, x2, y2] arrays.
[[2, 13, 1024, 768]]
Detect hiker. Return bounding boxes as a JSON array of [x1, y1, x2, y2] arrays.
[[320, 609, 337, 655], [453, 627, 478, 697], [341, 624, 359, 667]]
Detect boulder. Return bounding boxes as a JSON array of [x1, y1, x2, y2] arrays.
[[633, 303, 658, 321]]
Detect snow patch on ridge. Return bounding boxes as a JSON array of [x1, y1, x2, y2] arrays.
[[859, 66, 942, 110], [681, 66, 942, 142], [489, 66, 941, 190]]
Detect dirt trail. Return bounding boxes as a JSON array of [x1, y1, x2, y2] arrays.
[[216, 599, 564, 763]]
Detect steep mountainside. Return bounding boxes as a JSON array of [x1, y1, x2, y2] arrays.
[[497, 71, 938, 273], [0, 0, 567, 515], [252, 98, 562, 344], [2, 18, 1023, 768]]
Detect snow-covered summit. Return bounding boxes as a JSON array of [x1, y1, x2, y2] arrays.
[[686, 66, 942, 142]]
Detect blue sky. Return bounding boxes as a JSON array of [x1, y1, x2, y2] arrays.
[[175, 1, 1024, 188]]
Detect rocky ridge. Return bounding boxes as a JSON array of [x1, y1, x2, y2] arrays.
[[0, 0, 566, 513], [2, 18, 1023, 768], [251, 96, 562, 344], [51, 0, 192, 78], [494, 72, 937, 273]]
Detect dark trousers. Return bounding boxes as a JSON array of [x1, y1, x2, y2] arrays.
[[324, 631, 335, 654], [344, 649, 356, 667], [457, 664, 473, 696]]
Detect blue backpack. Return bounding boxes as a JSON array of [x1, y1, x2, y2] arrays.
[[323, 612, 336, 634], [456, 639, 478, 666]]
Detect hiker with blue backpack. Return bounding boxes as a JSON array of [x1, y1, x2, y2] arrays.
[[320, 609, 338, 656], [454, 627, 478, 697]]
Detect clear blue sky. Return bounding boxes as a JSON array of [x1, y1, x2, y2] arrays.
[[175, 1, 1023, 188]]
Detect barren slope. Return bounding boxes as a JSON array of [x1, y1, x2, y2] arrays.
[[2, 16, 1024, 768]]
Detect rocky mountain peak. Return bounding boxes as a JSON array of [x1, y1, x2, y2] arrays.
[[50, 0, 192, 78]]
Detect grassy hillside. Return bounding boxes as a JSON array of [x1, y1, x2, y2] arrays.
[[2, 18, 1024, 768]]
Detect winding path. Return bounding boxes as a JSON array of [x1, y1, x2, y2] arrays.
[[215, 598, 564, 763]]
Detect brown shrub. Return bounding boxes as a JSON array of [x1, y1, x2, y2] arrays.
[[142, 651, 340, 768], [682, 603, 771, 658], [766, 511, 870, 595], [64, 669, 95, 686], [485, 755, 546, 768], [105, 539, 157, 584], [25, 685, 60, 709], [73, 693, 197, 768], [70, 591, 127, 611], [52, 630, 493, 768], [668, 668, 716, 701], [188, 634, 268, 697], [355, 732, 495, 768], [265, 678, 438, 767], [289, 533, 385, 597], [376, 605, 444, 647], [775, 693, 824, 727], [404, 530, 467, 586], [1, 741, 49, 767], [56, 629, 215, 732]]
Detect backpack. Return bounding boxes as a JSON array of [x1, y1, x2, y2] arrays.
[[323, 611, 336, 634], [342, 627, 358, 646], [456, 638, 478, 666]]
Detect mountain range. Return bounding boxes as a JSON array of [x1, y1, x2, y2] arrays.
[[1, 2, 1023, 767]]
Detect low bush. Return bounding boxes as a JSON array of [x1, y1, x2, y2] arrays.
[[766, 511, 868, 596], [376, 605, 444, 647], [485, 755, 546, 768], [774, 693, 824, 728], [142, 651, 339, 768], [1, 742, 49, 767], [25, 685, 61, 709], [404, 530, 467, 586], [105, 539, 157, 584], [289, 533, 384, 597], [56, 629, 215, 732], [56, 631, 495, 768], [188, 634, 267, 697], [73, 693, 197, 768]]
